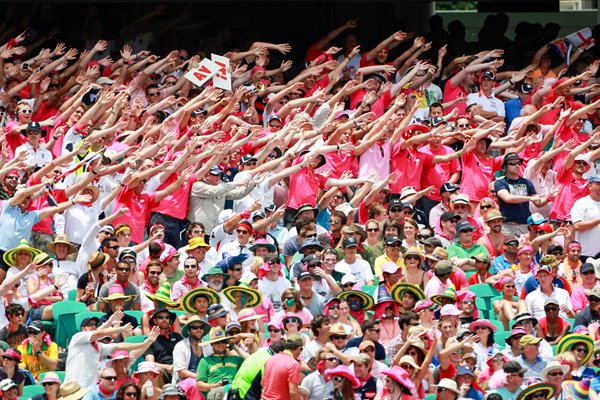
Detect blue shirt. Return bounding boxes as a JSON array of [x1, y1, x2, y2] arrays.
[[494, 177, 536, 224], [492, 254, 513, 275], [0, 201, 41, 251], [504, 98, 523, 129]]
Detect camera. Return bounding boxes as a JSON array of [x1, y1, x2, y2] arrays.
[[221, 378, 230, 386]]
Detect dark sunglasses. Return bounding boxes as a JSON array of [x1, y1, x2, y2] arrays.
[[117, 267, 131, 272]]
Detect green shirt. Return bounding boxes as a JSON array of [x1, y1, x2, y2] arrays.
[[196, 354, 244, 385], [166, 270, 184, 284], [446, 242, 489, 261], [230, 348, 273, 397]]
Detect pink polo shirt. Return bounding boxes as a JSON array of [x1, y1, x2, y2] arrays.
[[460, 152, 503, 202], [323, 150, 358, 180], [419, 145, 461, 201], [443, 79, 469, 116]]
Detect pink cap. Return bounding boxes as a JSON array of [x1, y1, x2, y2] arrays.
[[110, 350, 130, 360], [440, 304, 462, 317], [160, 247, 179, 263], [108, 285, 126, 296], [133, 361, 160, 377]]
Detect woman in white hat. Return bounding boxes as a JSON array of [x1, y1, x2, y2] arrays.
[[35, 372, 61, 400]]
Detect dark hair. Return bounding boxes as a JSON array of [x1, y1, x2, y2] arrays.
[[184, 256, 198, 266], [115, 382, 141, 400], [101, 235, 117, 248], [310, 315, 329, 336], [148, 242, 163, 257], [269, 340, 287, 353], [186, 222, 206, 240], [429, 102, 443, 110], [331, 211, 347, 226], [361, 318, 379, 332], [486, 394, 502, 400], [145, 84, 159, 95], [294, 217, 314, 233], [397, 312, 418, 329], [5, 304, 25, 318], [281, 289, 303, 312]]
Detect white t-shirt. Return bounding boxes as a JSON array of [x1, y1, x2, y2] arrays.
[[523, 160, 557, 218], [65, 331, 116, 387], [571, 195, 600, 256], [466, 92, 505, 117], [334, 258, 374, 286], [259, 277, 291, 311], [63, 203, 102, 245]]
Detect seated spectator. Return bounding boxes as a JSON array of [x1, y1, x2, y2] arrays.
[[16, 321, 58, 380]]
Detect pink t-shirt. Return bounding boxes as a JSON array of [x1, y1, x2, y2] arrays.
[[113, 184, 158, 243], [151, 173, 196, 220], [5, 121, 27, 158], [571, 284, 600, 312], [549, 166, 589, 221], [460, 152, 503, 202], [419, 145, 461, 201], [287, 156, 328, 209], [390, 142, 432, 193]]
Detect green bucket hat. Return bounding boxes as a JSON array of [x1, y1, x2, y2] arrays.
[[201, 266, 230, 283]]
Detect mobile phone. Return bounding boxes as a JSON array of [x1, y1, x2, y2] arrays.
[[22, 63, 28, 70]]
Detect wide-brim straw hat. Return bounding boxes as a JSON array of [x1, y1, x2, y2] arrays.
[[58, 380, 90, 400], [222, 285, 262, 308], [47, 234, 77, 255], [390, 282, 425, 303], [180, 287, 221, 313], [3, 239, 41, 267], [336, 290, 374, 310]]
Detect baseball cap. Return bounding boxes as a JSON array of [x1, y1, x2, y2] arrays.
[[359, 340, 376, 351], [209, 166, 223, 176], [26, 321, 45, 334], [503, 152, 523, 167], [527, 213, 547, 226], [504, 235, 519, 245], [240, 154, 258, 165], [520, 83, 534, 94], [503, 361, 527, 374], [298, 271, 313, 281], [589, 176, 600, 184], [440, 211, 459, 222], [431, 116, 448, 127], [388, 198, 402, 210], [520, 334, 542, 346], [342, 237, 358, 248], [544, 298, 559, 307], [535, 265, 552, 276], [581, 263, 595, 274], [341, 274, 356, 285], [481, 70, 495, 80], [456, 220, 475, 232], [440, 183, 460, 195]]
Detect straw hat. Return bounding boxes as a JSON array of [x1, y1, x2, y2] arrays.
[[557, 334, 594, 364], [88, 251, 110, 270], [58, 380, 89, 400], [180, 287, 220, 313], [432, 286, 457, 305], [80, 185, 100, 203], [199, 327, 233, 346], [516, 382, 556, 400], [2, 239, 41, 267], [101, 284, 136, 302], [47, 234, 76, 255], [237, 308, 265, 323], [32, 252, 53, 267], [426, 247, 448, 262]]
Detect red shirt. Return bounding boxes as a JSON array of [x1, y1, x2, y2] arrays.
[[460, 152, 503, 202], [549, 166, 589, 221], [261, 352, 301, 400], [390, 142, 432, 193], [443, 79, 469, 115], [151, 173, 196, 220], [419, 145, 461, 201]]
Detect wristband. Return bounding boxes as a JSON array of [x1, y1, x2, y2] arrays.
[[71, 199, 76, 206], [53, 136, 59, 140], [240, 210, 251, 220], [92, 169, 98, 176]]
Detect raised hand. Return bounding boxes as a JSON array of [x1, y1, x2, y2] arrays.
[[276, 43, 292, 54], [94, 40, 108, 53]]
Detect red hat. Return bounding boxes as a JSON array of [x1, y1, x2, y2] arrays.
[[237, 220, 254, 235], [325, 365, 361, 388]]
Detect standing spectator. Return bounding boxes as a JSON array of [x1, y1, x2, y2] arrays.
[[261, 334, 303, 400]]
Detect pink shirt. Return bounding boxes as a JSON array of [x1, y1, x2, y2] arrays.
[[359, 142, 390, 179], [261, 352, 301, 400], [323, 150, 358, 180], [390, 142, 431, 193], [170, 278, 204, 302], [5, 121, 27, 158], [287, 156, 328, 209], [424, 275, 450, 298], [443, 79, 469, 115], [419, 145, 461, 201], [571, 284, 600, 312], [151, 173, 196, 220], [460, 152, 503, 202], [113, 184, 157, 243], [549, 166, 589, 221]]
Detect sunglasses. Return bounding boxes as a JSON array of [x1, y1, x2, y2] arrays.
[[475, 326, 489, 331], [332, 376, 345, 383], [457, 123, 470, 128], [387, 243, 402, 248], [183, 264, 197, 269], [492, 357, 504, 362], [573, 347, 587, 353], [361, 347, 375, 353], [148, 92, 160, 97], [42, 382, 58, 387], [328, 305, 340, 310], [331, 335, 346, 340], [504, 285, 515, 288], [228, 330, 241, 335], [582, 270, 595, 275], [117, 267, 131, 272], [507, 161, 523, 166], [231, 267, 243, 272], [268, 328, 281, 333], [342, 283, 354, 288], [268, 259, 281, 265], [148, 271, 161, 275], [189, 325, 204, 331], [285, 317, 301, 324], [101, 376, 118, 381], [367, 228, 379, 232], [463, 300, 475, 304], [20, 109, 33, 114], [547, 371, 564, 377], [107, 245, 119, 250], [416, 234, 431, 239], [544, 307, 559, 312], [325, 357, 340, 363], [405, 256, 420, 261], [460, 229, 474, 233], [5, 176, 18, 180], [236, 229, 249, 234], [480, 205, 493, 209], [155, 315, 171, 320], [400, 363, 415, 370], [192, 230, 205, 235], [368, 328, 380, 334], [124, 393, 137, 398], [531, 393, 547, 399]]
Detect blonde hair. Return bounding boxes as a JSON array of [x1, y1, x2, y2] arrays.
[[251, 256, 264, 275]]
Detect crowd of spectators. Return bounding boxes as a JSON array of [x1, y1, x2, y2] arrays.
[[2, 5, 600, 400]]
